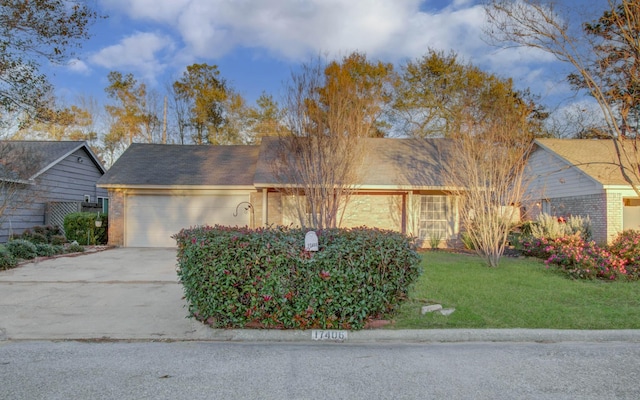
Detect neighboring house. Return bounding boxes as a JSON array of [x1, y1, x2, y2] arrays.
[[525, 138, 640, 245], [0, 141, 108, 242], [98, 138, 461, 248]]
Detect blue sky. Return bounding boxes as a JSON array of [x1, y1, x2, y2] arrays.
[[48, 0, 605, 117]]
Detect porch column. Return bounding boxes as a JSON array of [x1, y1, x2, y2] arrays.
[[401, 192, 407, 234], [262, 189, 268, 226], [407, 191, 413, 236]]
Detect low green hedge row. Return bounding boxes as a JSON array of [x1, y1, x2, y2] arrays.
[[12, 225, 66, 245], [0, 240, 86, 270], [174, 225, 421, 330]]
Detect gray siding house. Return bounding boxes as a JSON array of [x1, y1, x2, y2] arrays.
[[0, 141, 107, 242], [525, 138, 640, 244]]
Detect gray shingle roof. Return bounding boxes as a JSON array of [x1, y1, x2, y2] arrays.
[[254, 137, 453, 188], [535, 138, 640, 186], [98, 143, 261, 187], [0, 140, 102, 181]]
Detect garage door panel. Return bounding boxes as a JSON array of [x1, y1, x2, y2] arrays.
[[126, 194, 250, 247]]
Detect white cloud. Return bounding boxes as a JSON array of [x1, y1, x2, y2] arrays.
[[66, 58, 91, 74], [99, 0, 190, 23], [105, 0, 559, 69], [93, 0, 574, 101], [106, 0, 494, 62], [90, 31, 175, 82]]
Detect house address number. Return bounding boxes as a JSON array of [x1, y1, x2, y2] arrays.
[[311, 330, 348, 341]]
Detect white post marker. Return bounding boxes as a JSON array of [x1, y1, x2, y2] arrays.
[[304, 231, 319, 251]]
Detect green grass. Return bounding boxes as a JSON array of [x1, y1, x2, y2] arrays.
[[391, 251, 640, 329]]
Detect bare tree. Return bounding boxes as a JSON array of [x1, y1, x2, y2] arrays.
[[0, 142, 43, 239], [485, 0, 640, 196], [444, 108, 535, 267], [275, 55, 379, 229]]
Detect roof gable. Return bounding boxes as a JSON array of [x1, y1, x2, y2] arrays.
[[534, 138, 638, 186], [98, 143, 261, 187], [0, 140, 105, 182]]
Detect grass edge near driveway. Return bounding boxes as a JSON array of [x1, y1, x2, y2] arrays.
[[391, 251, 640, 329]]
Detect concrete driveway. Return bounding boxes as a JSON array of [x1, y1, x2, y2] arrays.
[[0, 247, 212, 341]]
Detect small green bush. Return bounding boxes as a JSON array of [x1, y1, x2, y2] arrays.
[[34, 243, 61, 257], [174, 225, 421, 330], [50, 235, 67, 246], [0, 245, 18, 270], [65, 243, 85, 253], [27, 232, 48, 244], [63, 212, 107, 245], [5, 239, 38, 260], [460, 231, 475, 250], [428, 232, 443, 250], [528, 213, 592, 241], [15, 226, 64, 244], [41, 225, 63, 242]]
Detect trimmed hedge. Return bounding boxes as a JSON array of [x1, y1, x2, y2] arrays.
[[174, 225, 421, 330], [63, 212, 107, 245]]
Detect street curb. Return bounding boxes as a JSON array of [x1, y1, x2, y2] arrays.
[[3, 329, 640, 343], [198, 328, 640, 344]]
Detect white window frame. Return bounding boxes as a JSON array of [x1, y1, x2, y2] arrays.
[[419, 195, 448, 240]]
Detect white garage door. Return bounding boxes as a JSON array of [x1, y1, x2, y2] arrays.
[[125, 193, 251, 247]]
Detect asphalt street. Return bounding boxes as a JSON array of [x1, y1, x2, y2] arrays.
[[2, 340, 640, 400]]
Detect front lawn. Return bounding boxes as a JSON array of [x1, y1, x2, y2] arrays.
[[392, 251, 640, 329]]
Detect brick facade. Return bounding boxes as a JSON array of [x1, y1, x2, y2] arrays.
[[341, 193, 404, 231], [606, 191, 623, 243], [546, 193, 608, 245], [251, 191, 406, 232], [107, 189, 125, 246]]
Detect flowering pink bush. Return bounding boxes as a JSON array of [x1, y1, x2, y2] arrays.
[[524, 234, 626, 280], [609, 230, 640, 280]]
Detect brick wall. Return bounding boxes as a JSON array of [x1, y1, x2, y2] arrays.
[[107, 189, 125, 246], [253, 191, 404, 232], [546, 193, 609, 245], [341, 193, 403, 231], [606, 191, 622, 243]]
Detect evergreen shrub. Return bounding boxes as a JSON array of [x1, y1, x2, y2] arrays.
[[0, 245, 17, 270], [173, 225, 421, 330], [5, 239, 38, 260], [63, 212, 107, 245]]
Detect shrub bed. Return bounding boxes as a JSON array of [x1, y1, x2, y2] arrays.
[[0, 225, 87, 271], [609, 230, 640, 280], [522, 229, 640, 281], [532, 235, 626, 280], [174, 225, 421, 330]]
